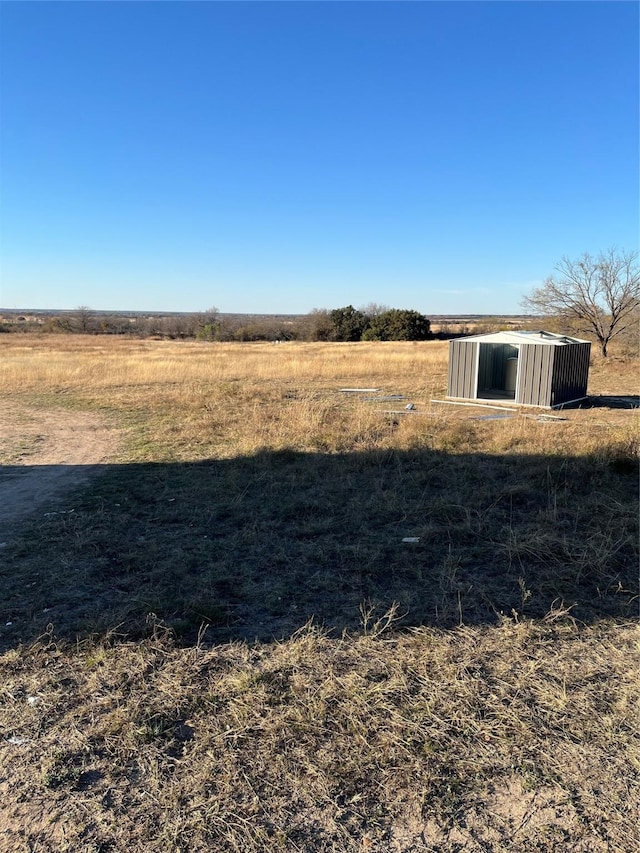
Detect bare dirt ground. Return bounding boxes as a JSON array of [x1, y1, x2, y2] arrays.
[[0, 401, 123, 541]]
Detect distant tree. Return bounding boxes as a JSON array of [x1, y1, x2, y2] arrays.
[[329, 305, 369, 341], [142, 315, 166, 339], [54, 305, 96, 334], [75, 305, 95, 333], [522, 249, 639, 357], [97, 314, 131, 335], [195, 307, 222, 341], [299, 309, 334, 341], [359, 302, 390, 318], [362, 309, 431, 341]]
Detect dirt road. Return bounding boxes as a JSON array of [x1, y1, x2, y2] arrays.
[[0, 402, 123, 540]]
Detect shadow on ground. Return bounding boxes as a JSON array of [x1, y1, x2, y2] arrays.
[[584, 395, 640, 409], [1, 444, 637, 650]]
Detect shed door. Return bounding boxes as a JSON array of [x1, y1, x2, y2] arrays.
[[517, 344, 554, 406], [448, 340, 478, 399]]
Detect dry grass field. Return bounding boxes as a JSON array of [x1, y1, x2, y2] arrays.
[[0, 334, 638, 851]]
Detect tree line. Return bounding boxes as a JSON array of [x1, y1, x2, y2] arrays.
[[1, 305, 433, 342]]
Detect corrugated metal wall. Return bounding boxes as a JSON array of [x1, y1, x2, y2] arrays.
[[448, 340, 478, 398], [550, 342, 590, 405], [516, 344, 554, 406], [477, 343, 518, 392]]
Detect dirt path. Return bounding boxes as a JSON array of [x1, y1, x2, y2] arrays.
[[0, 402, 123, 540]]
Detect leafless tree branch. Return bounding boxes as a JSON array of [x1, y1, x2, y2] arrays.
[[522, 249, 639, 356]]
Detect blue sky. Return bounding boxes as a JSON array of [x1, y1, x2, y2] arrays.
[[1, 1, 637, 315]]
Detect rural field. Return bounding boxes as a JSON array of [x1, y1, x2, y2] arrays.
[[0, 334, 638, 852]]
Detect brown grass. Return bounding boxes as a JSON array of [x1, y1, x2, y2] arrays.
[[0, 335, 638, 851], [2, 621, 638, 852]]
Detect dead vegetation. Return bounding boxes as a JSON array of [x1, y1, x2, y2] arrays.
[[2, 620, 638, 852], [0, 335, 638, 851]]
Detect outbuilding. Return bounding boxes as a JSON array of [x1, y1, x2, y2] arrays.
[[447, 330, 591, 409]]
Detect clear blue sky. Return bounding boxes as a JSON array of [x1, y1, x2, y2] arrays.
[[1, 1, 637, 315]]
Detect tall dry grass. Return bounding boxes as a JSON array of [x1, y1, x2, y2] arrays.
[[1, 335, 636, 462], [0, 336, 448, 391]]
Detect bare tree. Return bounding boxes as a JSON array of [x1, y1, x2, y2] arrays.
[[359, 302, 390, 318], [522, 249, 639, 356], [54, 305, 96, 334], [75, 305, 95, 333]]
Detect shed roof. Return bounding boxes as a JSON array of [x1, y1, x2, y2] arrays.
[[456, 330, 589, 346]]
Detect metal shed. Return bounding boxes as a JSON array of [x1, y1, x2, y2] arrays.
[[447, 331, 591, 408]]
